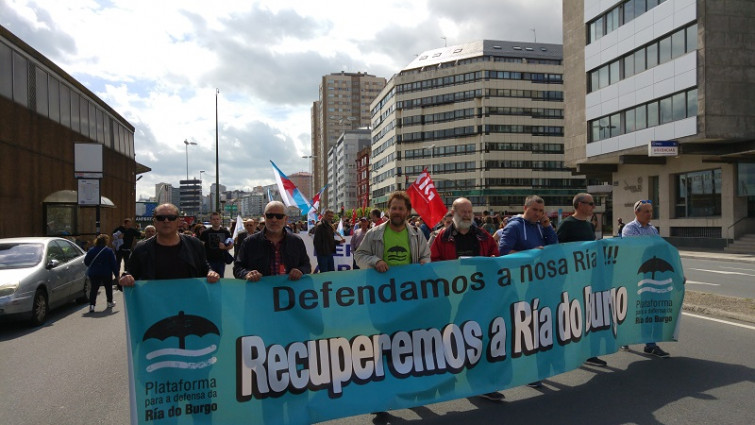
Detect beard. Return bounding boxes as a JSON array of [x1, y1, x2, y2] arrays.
[[453, 214, 473, 231], [390, 214, 405, 227]]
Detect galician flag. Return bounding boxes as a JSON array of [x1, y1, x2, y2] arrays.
[[406, 168, 447, 228], [307, 185, 327, 230], [270, 160, 311, 211]]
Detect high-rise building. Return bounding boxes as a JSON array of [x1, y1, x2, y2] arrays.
[[563, 0, 755, 248], [326, 129, 371, 211], [311, 72, 386, 207], [179, 179, 201, 216], [155, 183, 173, 205], [369, 40, 586, 219]]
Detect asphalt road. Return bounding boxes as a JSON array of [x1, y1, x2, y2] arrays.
[[1, 287, 754, 425], [681, 258, 755, 299]]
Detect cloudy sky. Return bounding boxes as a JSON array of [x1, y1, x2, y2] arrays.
[[1, 0, 562, 200]]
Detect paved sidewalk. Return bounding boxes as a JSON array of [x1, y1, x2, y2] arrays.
[[677, 249, 755, 263]]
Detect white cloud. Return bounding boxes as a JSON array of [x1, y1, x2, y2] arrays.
[[1, 0, 562, 200]]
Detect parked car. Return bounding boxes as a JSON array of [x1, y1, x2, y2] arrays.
[[0, 237, 90, 325]]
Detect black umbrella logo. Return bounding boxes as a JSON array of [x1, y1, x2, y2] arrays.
[[143, 311, 219, 349], [386, 245, 408, 262], [637, 256, 675, 279]]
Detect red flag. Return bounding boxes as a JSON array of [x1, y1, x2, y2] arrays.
[[352, 206, 358, 224], [406, 168, 447, 228]]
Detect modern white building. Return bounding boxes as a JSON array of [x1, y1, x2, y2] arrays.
[[563, 0, 755, 249], [326, 129, 371, 211]]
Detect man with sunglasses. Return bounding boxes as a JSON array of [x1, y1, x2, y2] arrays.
[[119, 203, 219, 287], [621, 199, 670, 358], [234, 201, 311, 282], [556, 192, 608, 367]]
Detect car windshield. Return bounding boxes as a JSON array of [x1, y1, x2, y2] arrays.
[[0, 243, 44, 269]]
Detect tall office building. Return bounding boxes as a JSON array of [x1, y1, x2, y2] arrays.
[[311, 72, 386, 207], [369, 40, 586, 218], [563, 0, 755, 248], [326, 129, 371, 211], [155, 183, 173, 205], [179, 179, 201, 216]]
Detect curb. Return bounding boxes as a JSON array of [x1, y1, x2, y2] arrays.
[[682, 303, 755, 324]]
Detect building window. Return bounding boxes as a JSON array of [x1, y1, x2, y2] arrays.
[[737, 163, 755, 198], [0, 42, 12, 98], [675, 169, 722, 217]]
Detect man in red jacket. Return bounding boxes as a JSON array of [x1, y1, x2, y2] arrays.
[[429, 197, 502, 402], [430, 197, 498, 261]]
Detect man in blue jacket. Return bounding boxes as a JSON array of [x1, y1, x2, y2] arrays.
[[499, 195, 558, 255]]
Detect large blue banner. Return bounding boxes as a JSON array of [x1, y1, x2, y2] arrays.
[[125, 237, 684, 424]]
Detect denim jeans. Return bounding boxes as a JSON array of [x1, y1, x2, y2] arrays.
[[316, 255, 335, 273]]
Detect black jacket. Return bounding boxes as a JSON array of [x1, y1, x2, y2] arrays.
[[233, 230, 311, 278], [313, 221, 337, 256], [124, 234, 211, 280]]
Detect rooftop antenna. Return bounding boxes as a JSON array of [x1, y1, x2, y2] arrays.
[[441, 36, 447, 47], [531, 28, 537, 43]]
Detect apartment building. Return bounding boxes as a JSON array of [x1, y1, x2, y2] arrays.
[[311, 72, 386, 206], [369, 40, 587, 218]]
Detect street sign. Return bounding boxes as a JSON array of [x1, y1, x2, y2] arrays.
[[77, 179, 100, 205], [649, 140, 679, 157]]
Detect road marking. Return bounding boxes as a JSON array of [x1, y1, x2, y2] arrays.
[[721, 266, 755, 272], [685, 280, 720, 286], [690, 268, 755, 277], [683, 312, 755, 330]]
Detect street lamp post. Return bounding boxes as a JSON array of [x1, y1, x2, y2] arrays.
[[302, 155, 316, 198], [199, 170, 206, 214], [184, 139, 197, 181], [215, 88, 220, 213]]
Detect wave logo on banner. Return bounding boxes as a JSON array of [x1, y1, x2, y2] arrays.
[[636, 255, 675, 294], [141, 311, 220, 373]]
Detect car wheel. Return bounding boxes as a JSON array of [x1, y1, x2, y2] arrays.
[[30, 289, 49, 326], [76, 277, 91, 304]]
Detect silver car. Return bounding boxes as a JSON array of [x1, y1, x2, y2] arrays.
[[0, 237, 90, 325]]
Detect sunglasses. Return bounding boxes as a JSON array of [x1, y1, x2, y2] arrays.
[[580, 201, 595, 206], [154, 214, 179, 222], [634, 200, 652, 211], [265, 213, 285, 220]]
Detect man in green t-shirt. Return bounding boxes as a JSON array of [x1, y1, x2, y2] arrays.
[[354, 191, 430, 271]]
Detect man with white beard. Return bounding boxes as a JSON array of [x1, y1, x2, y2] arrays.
[[429, 197, 501, 401], [430, 197, 499, 261]]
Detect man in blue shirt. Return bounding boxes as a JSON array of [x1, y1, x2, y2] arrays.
[[621, 199, 670, 358]]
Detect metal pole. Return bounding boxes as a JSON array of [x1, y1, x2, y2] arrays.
[[184, 139, 189, 181], [215, 88, 220, 213]]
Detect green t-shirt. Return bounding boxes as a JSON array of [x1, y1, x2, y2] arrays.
[[383, 227, 411, 266]]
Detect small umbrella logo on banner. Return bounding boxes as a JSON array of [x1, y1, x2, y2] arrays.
[[636, 256, 675, 294], [142, 311, 220, 372]]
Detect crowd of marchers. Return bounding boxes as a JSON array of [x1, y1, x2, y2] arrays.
[[101, 190, 670, 407]]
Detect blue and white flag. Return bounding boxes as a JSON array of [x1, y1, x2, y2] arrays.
[[270, 161, 311, 211]]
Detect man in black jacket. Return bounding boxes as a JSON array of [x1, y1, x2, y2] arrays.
[[234, 201, 311, 282], [119, 203, 220, 286], [312, 209, 343, 273]]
